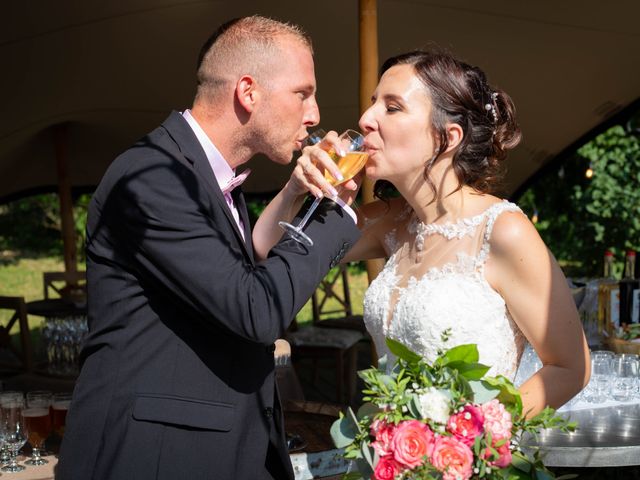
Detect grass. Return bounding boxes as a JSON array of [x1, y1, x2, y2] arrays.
[[0, 254, 369, 330]]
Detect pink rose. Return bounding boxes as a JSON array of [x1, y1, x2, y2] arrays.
[[374, 456, 402, 480], [371, 420, 396, 457], [446, 404, 484, 446], [391, 420, 434, 468], [430, 435, 474, 480], [481, 399, 512, 441], [483, 440, 512, 468]]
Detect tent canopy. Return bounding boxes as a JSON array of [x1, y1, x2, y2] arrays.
[[2, 0, 639, 202]]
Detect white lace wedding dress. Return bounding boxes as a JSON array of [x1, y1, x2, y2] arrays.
[[363, 200, 526, 380]]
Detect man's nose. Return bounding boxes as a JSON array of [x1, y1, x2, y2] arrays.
[[304, 97, 320, 126]]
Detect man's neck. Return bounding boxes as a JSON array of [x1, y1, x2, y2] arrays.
[[190, 104, 251, 169]]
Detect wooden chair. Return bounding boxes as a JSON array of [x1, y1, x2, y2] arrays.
[[43, 271, 86, 300], [0, 296, 33, 372], [286, 264, 367, 405]]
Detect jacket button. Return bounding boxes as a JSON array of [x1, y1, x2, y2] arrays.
[[264, 407, 274, 419]]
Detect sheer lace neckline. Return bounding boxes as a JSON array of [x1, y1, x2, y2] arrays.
[[408, 200, 509, 250]]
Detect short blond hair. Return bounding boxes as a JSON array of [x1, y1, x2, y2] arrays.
[[195, 15, 312, 102]]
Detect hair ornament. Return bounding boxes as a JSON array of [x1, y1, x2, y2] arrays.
[[484, 92, 498, 124]]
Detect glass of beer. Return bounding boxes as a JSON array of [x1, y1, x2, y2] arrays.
[[23, 390, 53, 465], [52, 392, 72, 439], [279, 129, 367, 247]]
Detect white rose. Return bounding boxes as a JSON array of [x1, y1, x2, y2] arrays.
[[417, 387, 451, 424]]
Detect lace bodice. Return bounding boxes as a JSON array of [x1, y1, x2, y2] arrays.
[[363, 200, 526, 380]]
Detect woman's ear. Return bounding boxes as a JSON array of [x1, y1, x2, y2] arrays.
[[443, 123, 464, 153], [236, 75, 259, 113]]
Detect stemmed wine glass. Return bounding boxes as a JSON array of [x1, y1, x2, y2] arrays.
[[279, 129, 367, 247], [1, 396, 28, 473]]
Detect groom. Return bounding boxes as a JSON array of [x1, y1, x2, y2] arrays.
[[56, 15, 360, 480]]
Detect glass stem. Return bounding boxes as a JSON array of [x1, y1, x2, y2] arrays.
[[295, 196, 323, 232]]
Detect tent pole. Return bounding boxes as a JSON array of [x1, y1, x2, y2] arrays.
[[359, 0, 385, 283], [53, 124, 78, 279]]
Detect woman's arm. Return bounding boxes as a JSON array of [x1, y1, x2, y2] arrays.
[[485, 211, 590, 418], [253, 132, 350, 261]]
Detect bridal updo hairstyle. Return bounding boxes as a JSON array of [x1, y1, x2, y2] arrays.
[[374, 49, 521, 199]]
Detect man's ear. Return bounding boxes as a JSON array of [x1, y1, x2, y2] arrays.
[[443, 122, 464, 153], [236, 75, 259, 113]]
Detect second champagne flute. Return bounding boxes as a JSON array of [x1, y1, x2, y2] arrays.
[[279, 129, 367, 247]]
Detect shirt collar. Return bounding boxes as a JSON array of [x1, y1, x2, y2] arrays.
[[182, 109, 235, 190]]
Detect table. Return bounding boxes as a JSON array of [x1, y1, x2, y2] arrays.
[[528, 403, 640, 467], [26, 299, 86, 318]]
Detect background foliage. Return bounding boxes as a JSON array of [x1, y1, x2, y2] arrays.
[[518, 124, 640, 278]]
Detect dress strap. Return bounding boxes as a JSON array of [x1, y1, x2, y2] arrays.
[[476, 201, 524, 267]]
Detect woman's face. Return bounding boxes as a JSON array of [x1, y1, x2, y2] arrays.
[[359, 64, 436, 183]]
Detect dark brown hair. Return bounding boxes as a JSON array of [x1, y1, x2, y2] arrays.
[[374, 49, 521, 200]]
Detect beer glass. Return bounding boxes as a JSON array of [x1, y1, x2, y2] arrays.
[[279, 129, 367, 247], [24, 390, 53, 465], [2, 396, 28, 473], [52, 392, 72, 439]]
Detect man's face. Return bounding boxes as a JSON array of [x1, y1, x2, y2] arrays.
[[253, 38, 320, 164]]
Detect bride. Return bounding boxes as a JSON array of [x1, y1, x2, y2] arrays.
[[254, 49, 590, 417]]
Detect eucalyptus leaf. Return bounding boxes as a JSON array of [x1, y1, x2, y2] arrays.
[[330, 412, 359, 448], [511, 451, 532, 473], [356, 402, 379, 420], [469, 379, 501, 403]]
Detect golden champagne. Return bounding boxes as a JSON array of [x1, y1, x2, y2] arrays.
[[324, 152, 369, 186]]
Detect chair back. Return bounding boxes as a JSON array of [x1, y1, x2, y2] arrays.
[[43, 271, 86, 300], [0, 296, 33, 372], [311, 264, 355, 323]]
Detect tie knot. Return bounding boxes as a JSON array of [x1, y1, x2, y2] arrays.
[[222, 169, 251, 195]]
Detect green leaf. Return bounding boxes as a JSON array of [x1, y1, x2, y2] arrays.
[[510, 451, 532, 473], [439, 344, 479, 365], [555, 475, 579, 480], [356, 402, 379, 421], [361, 442, 375, 468], [330, 411, 359, 448], [340, 473, 364, 480], [385, 338, 422, 364], [408, 394, 423, 418], [482, 375, 523, 413], [469, 380, 501, 403], [446, 361, 490, 380], [534, 470, 555, 480]]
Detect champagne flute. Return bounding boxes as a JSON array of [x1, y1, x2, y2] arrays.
[[279, 129, 367, 247]]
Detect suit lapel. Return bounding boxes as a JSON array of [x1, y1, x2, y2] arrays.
[[233, 188, 254, 261], [160, 112, 254, 263]]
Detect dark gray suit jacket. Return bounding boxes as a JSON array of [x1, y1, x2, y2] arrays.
[[56, 112, 360, 480]]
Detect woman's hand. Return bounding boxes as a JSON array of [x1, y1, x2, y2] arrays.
[[286, 131, 359, 201]]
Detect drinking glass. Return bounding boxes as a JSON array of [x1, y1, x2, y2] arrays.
[[587, 355, 612, 404], [279, 129, 367, 247], [612, 354, 639, 402], [1, 397, 28, 472], [0, 391, 23, 465], [24, 390, 53, 465], [52, 392, 72, 439]]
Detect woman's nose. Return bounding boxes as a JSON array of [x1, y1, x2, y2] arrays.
[[359, 106, 376, 133]]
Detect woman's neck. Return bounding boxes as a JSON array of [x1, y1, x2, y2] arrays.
[[398, 161, 475, 225]]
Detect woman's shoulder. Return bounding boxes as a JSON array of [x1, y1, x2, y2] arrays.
[[487, 202, 542, 258]]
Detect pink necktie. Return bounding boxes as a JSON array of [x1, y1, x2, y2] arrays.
[[222, 169, 251, 241]]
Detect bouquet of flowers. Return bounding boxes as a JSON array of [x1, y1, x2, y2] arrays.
[[331, 336, 576, 480]]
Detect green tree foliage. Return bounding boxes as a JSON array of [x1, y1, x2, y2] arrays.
[[0, 193, 91, 259], [519, 125, 640, 277]]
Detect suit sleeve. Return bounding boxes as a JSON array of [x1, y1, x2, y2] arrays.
[[89, 150, 361, 345]]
